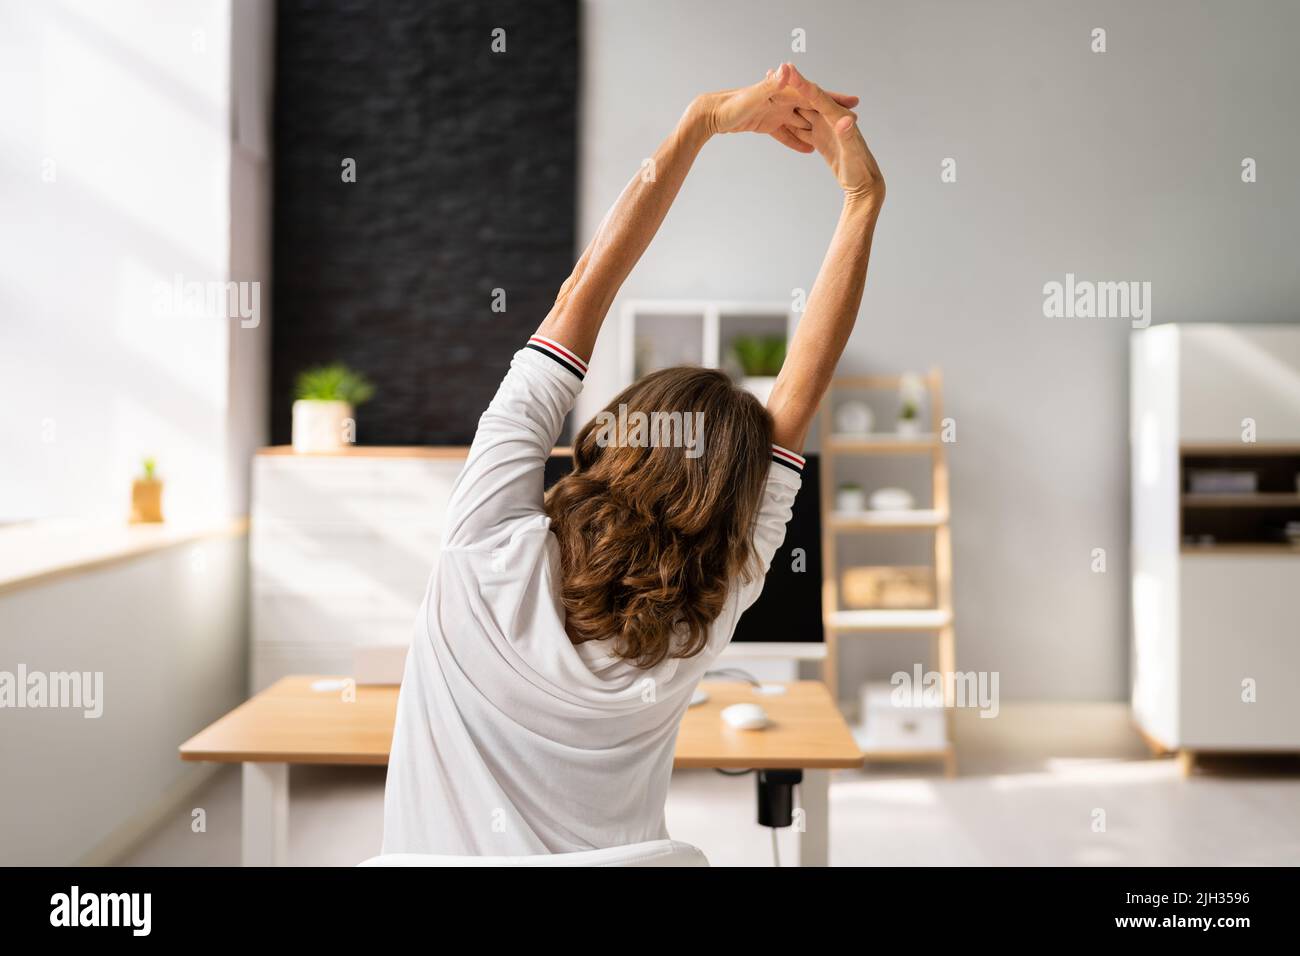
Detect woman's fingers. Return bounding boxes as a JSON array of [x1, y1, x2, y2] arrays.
[[786, 63, 838, 111], [794, 107, 831, 136], [785, 107, 813, 131], [771, 125, 815, 153], [780, 63, 832, 107], [826, 91, 860, 108], [766, 62, 790, 93], [786, 124, 816, 147]]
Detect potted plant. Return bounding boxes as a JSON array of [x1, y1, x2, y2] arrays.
[[897, 372, 926, 437], [292, 363, 375, 453], [835, 482, 867, 514], [731, 335, 786, 404], [131, 457, 164, 523]]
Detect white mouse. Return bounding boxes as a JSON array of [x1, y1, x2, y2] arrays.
[[721, 702, 770, 731]]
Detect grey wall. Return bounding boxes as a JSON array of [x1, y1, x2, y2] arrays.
[[577, 0, 1300, 699]]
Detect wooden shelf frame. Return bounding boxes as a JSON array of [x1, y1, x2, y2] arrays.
[[828, 509, 948, 531], [818, 370, 957, 776], [1181, 493, 1300, 508], [829, 608, 953, 631], [825, 435, 940, 454]]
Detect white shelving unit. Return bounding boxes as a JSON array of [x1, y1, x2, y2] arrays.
[[619, 299, 796, 384], [819, 372, 957, 776]]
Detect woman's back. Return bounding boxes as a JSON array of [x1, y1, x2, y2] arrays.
[[381, 341, 803, 855]]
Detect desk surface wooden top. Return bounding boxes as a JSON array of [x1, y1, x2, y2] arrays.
[[180, 676, 862, 771]]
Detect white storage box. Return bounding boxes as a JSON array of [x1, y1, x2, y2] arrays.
[[853, 681, 947, 752]]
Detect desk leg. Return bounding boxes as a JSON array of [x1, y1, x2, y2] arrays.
[[242, 762, 288, 867], [798, 769, 830, 867]]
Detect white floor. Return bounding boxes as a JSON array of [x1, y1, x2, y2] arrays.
[[119, 703, 1300, 866]]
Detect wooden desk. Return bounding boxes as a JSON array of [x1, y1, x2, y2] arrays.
[[181, 677, 862, 866]]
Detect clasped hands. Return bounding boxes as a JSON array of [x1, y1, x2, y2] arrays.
[[697, 62, 883, 206]]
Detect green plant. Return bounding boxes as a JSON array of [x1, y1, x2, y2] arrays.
[[900, 400, 919, 421], [295, 363, 375, 406], [731, 336, 786, 377], [141, 457, 157, 481]]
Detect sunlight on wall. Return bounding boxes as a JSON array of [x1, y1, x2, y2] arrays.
[[0, 0, 241, 524]]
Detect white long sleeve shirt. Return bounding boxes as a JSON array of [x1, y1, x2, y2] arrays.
[[381, 335, 803, 856]]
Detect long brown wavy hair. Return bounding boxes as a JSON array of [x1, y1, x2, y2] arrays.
[[545, 367, 774, 668]]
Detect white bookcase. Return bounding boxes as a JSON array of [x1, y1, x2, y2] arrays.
[[1130, 323, 1300, 772]]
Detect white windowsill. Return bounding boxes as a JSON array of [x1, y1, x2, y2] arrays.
[[0, 517, 249, 596]]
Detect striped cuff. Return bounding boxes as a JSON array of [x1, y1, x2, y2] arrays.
[[526, 335, 588, 380], [771, 443, 805, 474]]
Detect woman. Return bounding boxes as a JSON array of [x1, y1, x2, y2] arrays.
[[383, 64, 884, 855]]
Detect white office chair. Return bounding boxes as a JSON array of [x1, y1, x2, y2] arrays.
[[360, 839, 708, 867]]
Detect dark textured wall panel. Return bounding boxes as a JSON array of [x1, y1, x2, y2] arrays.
[[271, 0, 578, 445]]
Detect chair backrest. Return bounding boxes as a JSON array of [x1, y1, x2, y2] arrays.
[[360, 839, 708, 867]]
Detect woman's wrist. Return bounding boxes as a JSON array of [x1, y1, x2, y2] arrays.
[[683, 94, 719, 140], [843, 184, 884, 218]]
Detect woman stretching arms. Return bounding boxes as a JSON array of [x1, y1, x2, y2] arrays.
[[383, 64, 884, 855]]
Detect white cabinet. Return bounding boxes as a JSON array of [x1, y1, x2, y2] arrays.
[[249, 450, 466, 690], [1130, 324, 1300, 760]]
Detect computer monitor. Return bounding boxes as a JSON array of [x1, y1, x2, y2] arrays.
[[543, 453, 822, 645]]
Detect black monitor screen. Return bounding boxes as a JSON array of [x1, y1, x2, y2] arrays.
[[543, 454, 822, 644]]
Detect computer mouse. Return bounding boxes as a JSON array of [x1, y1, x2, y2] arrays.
[[721, 702, 770, 731]]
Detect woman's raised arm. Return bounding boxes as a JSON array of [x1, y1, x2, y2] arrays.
[[766, 65, 886, 452], [536, 64, 859, 362]]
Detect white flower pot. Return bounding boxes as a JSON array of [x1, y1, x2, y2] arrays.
[[834, 400, 875, 436], [741, 376, 778, 405], [292, 400, 353, 453], [896, 418, 922, 438], [836, 486, 867, 514]]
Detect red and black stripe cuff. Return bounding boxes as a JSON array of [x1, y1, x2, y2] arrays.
[[526, 335, 588, 380], [771, 444, 805, 474]]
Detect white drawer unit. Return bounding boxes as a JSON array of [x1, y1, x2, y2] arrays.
[[249, 448, 467, 690]]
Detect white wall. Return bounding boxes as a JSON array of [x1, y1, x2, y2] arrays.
[[0, 536, 248, 865], [578, 0, 1300, 699], [0, 0, 271, 523], [0, 0, 271, 863]]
